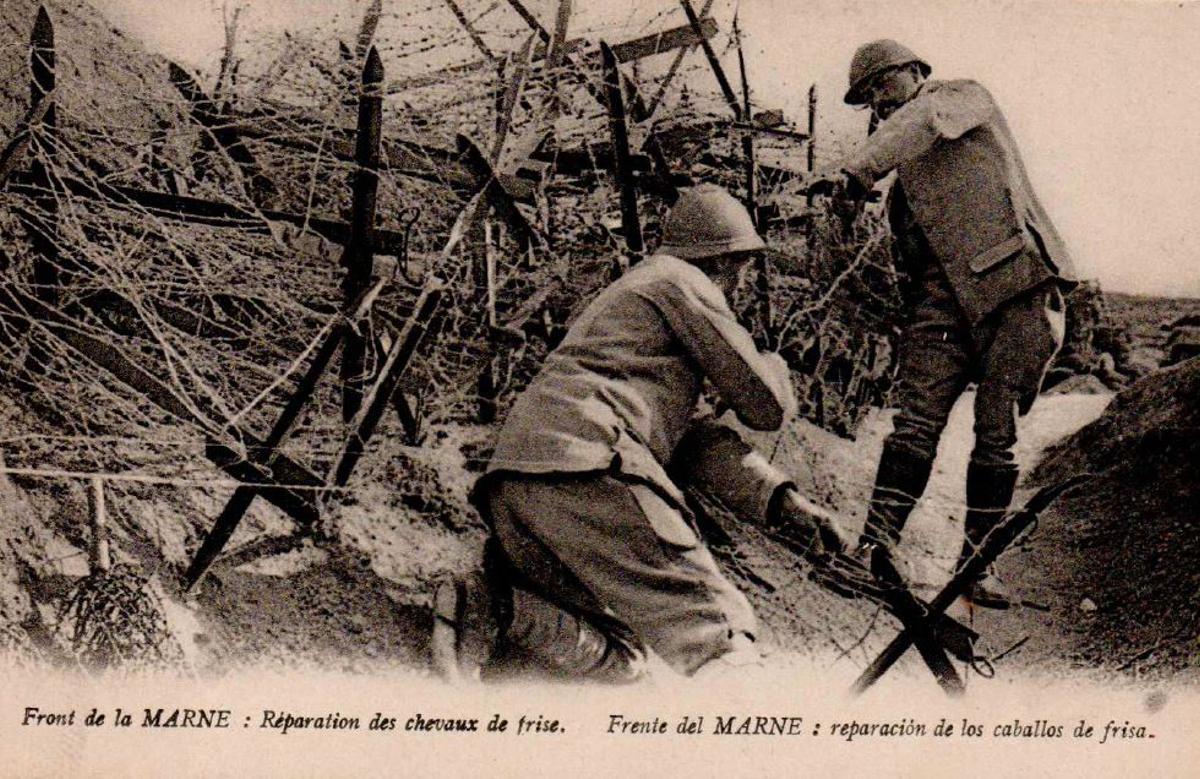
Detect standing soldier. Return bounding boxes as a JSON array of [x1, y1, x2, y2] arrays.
[[432, 185, 846, 682], [818, 40, 1076, 607]]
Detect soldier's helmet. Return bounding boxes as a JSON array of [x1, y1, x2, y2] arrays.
[[844, 39, 931, 106], [657, 184, 766, 261]]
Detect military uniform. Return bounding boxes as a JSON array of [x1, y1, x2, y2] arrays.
[[837, 63, 1076, 598], [428, 185, 816, 681], [476, 252, 795, 675]]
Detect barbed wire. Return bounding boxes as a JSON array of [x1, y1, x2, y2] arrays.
[[0, 0, 981, 674]]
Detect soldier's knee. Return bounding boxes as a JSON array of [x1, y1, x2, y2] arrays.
[[887, 411, 947, 461]]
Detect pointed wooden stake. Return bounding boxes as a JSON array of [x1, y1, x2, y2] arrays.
[[601, 42, 643, 265], [341, 46, 384, 425], [87, 477, 111, 574]]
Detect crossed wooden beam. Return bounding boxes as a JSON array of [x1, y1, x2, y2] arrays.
[[701, 473, 1082, 696], [183, 56, 538, 587], [846, 476, 1086, 695], [0, 8, 530, 590]]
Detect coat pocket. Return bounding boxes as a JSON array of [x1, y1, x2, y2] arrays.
[[628, 483, 699, 550], [968, 234, 1026, 274]]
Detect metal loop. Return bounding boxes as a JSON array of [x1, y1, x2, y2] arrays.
[[970, 655, 996, 679]]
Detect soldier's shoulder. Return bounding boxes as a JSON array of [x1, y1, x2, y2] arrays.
[[631, 254, 708, 286], [927, 78, 993, 97], [627, 254, 725, 306]]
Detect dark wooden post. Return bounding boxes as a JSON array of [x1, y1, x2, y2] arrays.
[[442, 0, 494, 59], [87, 477, 112, 574], [647, 0, 715, 118], [851, 476, 1087, 696], [329, 283, 445, 492], [340, 46, 383, 424], [601, 42, 643, 268], [807, 84, 817, 172], [168, 62, 276, 203], [733, 16, 774, 350], [680, 0, 741, 121], [182, 275, 390, 589], [806, 84, 817, 206], [502, 0, 676, 203], [733, 14, 755, 219], [546, 0, 572, 116], [28, 6, 59, 305]]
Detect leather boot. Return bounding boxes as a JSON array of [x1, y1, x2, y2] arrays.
[[432, 538, 643, 683], [957, 462, 1020, 610], [431, 538, 513, 683], [505, 589, 643, 683], [855, 443, 934, 578]]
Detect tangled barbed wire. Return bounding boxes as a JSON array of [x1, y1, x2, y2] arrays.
[[0, 0, 924, 670]]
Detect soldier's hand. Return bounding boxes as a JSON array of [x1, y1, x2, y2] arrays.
[[806, 170, 869, 202], [772, 488, 851, 560]]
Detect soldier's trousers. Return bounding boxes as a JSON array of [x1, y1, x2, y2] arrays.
[[887, 280, 1066, 469], [486, 471, 757, 676]]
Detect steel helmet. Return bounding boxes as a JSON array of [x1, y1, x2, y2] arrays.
[[657, 183, 766, 261], [844, 39, 931, 106]]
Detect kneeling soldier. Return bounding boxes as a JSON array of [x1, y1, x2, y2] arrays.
[[432, 184, 845, 682]]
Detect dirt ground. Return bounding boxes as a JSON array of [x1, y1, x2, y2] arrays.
[[3, 364, 1195, 692]]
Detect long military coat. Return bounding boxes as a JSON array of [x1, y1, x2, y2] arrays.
[[844, 79, 1078, 322]]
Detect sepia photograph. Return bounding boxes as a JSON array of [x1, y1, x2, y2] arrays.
[[0, 0, 1196, 775]]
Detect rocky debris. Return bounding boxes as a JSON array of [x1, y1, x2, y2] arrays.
[[1046, 280, 1138, 390], [1045, 373, 1112, 395], [1161, 315, 1200, 367]]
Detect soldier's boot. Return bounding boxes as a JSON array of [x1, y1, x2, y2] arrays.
[[431, 538, 512, 683], [432, 539, 643, 683], [957, 462, 1020, 610], [855, 444, 935, 580], [505, 589, 644, 683]]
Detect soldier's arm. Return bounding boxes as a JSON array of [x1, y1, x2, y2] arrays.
[[843, 80, 996, 185], [643, 269, 796, 431], [672, 416, 849, 555]]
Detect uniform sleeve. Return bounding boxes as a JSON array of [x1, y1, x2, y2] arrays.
[[671, 416, 795, 524], [843, 80, 996, 185], [640, 269, 796, 431]]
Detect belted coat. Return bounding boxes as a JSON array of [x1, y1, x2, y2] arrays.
[[843, 79, 1077, 323]]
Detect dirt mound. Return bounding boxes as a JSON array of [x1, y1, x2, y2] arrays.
[[1022, 358, 1200, 680]]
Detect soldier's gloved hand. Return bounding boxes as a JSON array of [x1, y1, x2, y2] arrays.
[[807, 170, 869, 201], [841, 169, 871, 202], [769, 488, 851, 561]]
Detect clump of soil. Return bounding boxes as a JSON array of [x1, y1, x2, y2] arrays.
[[1022, 358, 1200, 680]]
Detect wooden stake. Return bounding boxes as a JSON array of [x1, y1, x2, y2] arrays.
[[28, 6, 59, 305], [182, 276, 389, 590], [601, 42, 643, 265], [87, 477, 111, 574], [807, 84, 817, 206], [340, 47, 384, 425], [733, 14, 756, 219], [679, 0, 741, 121], [442, 0, 494, 59], [546, 0, 573, 116], [168, 62, 276, 203], [852, 476, 1087, 695], [7, 173, 414, 256], [328, 283, 445, 490], [807, 84, 817, 173]]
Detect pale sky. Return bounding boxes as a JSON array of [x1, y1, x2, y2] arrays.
[[93, 0, 1200, 297]]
